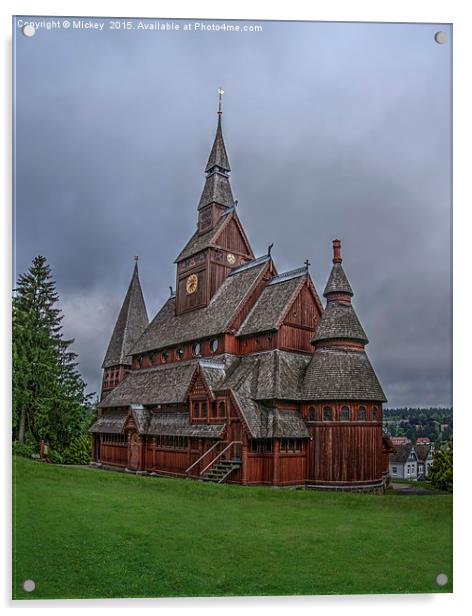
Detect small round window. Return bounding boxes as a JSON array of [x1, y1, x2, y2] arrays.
[[161, 350, 169, 363], [192, 342, 201, 357], [176, 348, 185, 360], [210, 338, 219, 353]]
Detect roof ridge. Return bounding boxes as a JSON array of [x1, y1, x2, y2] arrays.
[[266, 266, 308, 285], [228, 254, 271, 276]]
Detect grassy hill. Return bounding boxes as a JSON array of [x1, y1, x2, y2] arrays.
[[12, 457, 452, 599]]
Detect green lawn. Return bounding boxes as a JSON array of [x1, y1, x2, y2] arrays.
[[12, 456, 452, 599]]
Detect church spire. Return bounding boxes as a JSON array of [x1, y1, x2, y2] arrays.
[[102, 259, 149, 369], [205, 88, 230, 173], [197, 89, 235, 216]]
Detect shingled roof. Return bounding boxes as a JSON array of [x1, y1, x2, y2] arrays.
[[205, 113, 230, 172], [237, 270, 307, 337], [390, 443, 415, 464], [131, 259, 269, 354], [414, 443, 432, 462], [89, 410, 128, 433], [312, 300, 368, 344], [198, 171, 234, 210], [324, 262, 353, 297], [147, 412, 225, 438], [98, 361, 197, 408], [102, 263, 149, 369], [303, 348, 387, 401]]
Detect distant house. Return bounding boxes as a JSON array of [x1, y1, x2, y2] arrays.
[[389, 443, 417, 480], [389, 440, 434, 481], [414, 443, 434, 480]]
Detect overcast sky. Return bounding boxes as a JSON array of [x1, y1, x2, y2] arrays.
[[13, 17, 452, 407]]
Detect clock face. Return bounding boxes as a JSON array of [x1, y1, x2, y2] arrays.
[[186, 274, 198, 294], [227, 253, 236, 265]]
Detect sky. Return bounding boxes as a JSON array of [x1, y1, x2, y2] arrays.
[[13, 17, 452, 407]]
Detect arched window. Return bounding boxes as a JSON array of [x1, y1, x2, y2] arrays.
[[176, 347, 185, 360], [372, 406, 379, 421], [357, 406, 366, 421], [161, 350, 169, 364], [340, 406, 350, 421], [323, 406, 332, 421], [210, 338, 219, 353], [308, 407, 316, 422], [192, 342, 201, 357], [218, 401, 226, 417], [201, 401, 208, 417], [193, 401, 200, 418], [211, 401, 217, 418]]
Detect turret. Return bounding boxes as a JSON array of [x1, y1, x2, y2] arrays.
[[101, 258, 149, 399]]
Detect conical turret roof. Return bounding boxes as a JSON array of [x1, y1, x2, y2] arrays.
[[102, 262, 149, 368], [323, 263, 353, 297]]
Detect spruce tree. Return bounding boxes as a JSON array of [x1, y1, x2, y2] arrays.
[[12, 256, 93, 448]]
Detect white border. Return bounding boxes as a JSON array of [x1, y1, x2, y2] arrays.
[[2, 1, 469, 614]]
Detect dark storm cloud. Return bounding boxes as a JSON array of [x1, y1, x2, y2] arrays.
[[13, 19, 451, 406]]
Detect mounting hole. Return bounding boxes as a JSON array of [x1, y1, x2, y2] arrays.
[[434, 31, 447, 44], [22, 579, 35, 592], [436, 573, 448, 586], [22, 24, 36, 37]]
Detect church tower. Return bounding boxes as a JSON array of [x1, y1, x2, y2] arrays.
[[101, 259, 149, 399], [174, 91, 254, 315]]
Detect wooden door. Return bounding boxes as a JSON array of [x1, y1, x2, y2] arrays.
[[129, 433, 140, 470], [230, 421, 242, 460]]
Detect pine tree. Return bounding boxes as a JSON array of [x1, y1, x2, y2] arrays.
[[12, 256, 93, 449]]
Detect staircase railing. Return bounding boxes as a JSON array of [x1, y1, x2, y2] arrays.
[[185, 441, 227, 477], [185, 440, 242, 478], [200, 440, 242, 476]]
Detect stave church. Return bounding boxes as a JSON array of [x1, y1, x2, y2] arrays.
[[90, 97, 393, 491]]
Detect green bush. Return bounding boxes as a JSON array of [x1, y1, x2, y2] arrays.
[[47, 449, 64, 464], [427, 440, 453, 492], [62, 435, 92, 465], [12, 441, 36, 459]]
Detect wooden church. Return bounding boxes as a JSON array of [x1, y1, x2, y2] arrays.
[[90, 100, 393, 491]]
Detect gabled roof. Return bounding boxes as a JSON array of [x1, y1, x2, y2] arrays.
[[303, 348, 387, 402], [197, 171, 234, 210], [236, 272, 306, 337], [205, 114, 230, 172], [414, 443, 433, 462], [175, 209, 250, 263], [131, 259, 270, 354], [102, 263, 149, 368], [390, 443, 416, 464], [312, 300, 368, 345], [324, 263, 353, 297]]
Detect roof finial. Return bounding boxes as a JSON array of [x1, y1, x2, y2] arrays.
[[134, 255, 139, 262], [304, 259, 311, 269], [169, 285, 174, 297], [332, 239, 342, 264], [268, 243, 274, 256], [217, 87, 224, 114]]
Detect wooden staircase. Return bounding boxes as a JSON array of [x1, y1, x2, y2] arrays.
[[201, 458, 241, 483], [185, 440, 242, 484]]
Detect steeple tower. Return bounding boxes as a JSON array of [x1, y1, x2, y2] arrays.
[[197, 89, 235, 233], [101, 259, 149, 399], [174, 91, 254, 316]]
